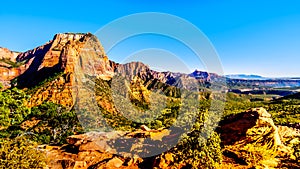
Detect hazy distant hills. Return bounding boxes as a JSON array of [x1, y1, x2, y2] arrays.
[[226, 74, 267, 80], [226, 74, 300, 81]]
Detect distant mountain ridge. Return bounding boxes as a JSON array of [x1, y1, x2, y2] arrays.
[[226, 74, 300, 81]]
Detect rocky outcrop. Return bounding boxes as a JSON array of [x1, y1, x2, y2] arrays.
[[219, 107, 299, 168], [44, 131, 141, 169], [44, 128, 174, 169], [0, 47, 20, 62], [220, 107, 282, 146]]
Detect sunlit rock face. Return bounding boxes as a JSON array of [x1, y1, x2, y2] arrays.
[[0, 47, 26, 87]]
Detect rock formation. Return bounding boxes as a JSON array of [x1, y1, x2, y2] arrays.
[[219, 107, 300, 168], [220, 107, 282, 146], [44, 131, 140, 169]]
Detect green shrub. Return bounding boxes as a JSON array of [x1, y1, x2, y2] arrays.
[[28, 102, 82, 144], [170, 101, 223, 169], [173, 131, 222, 168], [0, 136, 46, 169]]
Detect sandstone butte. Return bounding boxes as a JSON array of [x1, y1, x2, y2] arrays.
[[1, 33, 114, 107]]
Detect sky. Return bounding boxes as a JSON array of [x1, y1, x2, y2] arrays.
[[0, 0, 299, 77]]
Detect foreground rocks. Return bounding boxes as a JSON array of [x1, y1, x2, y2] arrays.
[[44, 128, 176, 169], [42, 107, 300, 169], [44, 132, 140, 169]]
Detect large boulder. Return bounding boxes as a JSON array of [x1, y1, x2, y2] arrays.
[[220, 107, 282, 146], [219, 107, 297, 168]]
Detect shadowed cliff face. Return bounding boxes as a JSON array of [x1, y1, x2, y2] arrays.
[[16, 42, 54, 88]]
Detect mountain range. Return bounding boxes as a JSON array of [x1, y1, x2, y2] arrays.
[[1, 33, 300, 91]]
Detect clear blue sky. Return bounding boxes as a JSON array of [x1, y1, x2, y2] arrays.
[[0, 0, 299, 77]]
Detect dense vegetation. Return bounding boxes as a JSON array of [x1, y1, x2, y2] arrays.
[[0, 85, 30, 129], [0, 83, 83, 168], [0, 84, 82, 144], [0, 85, 47, 168], [91, 78, 224, 168], [224, 92, 300, 126]]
